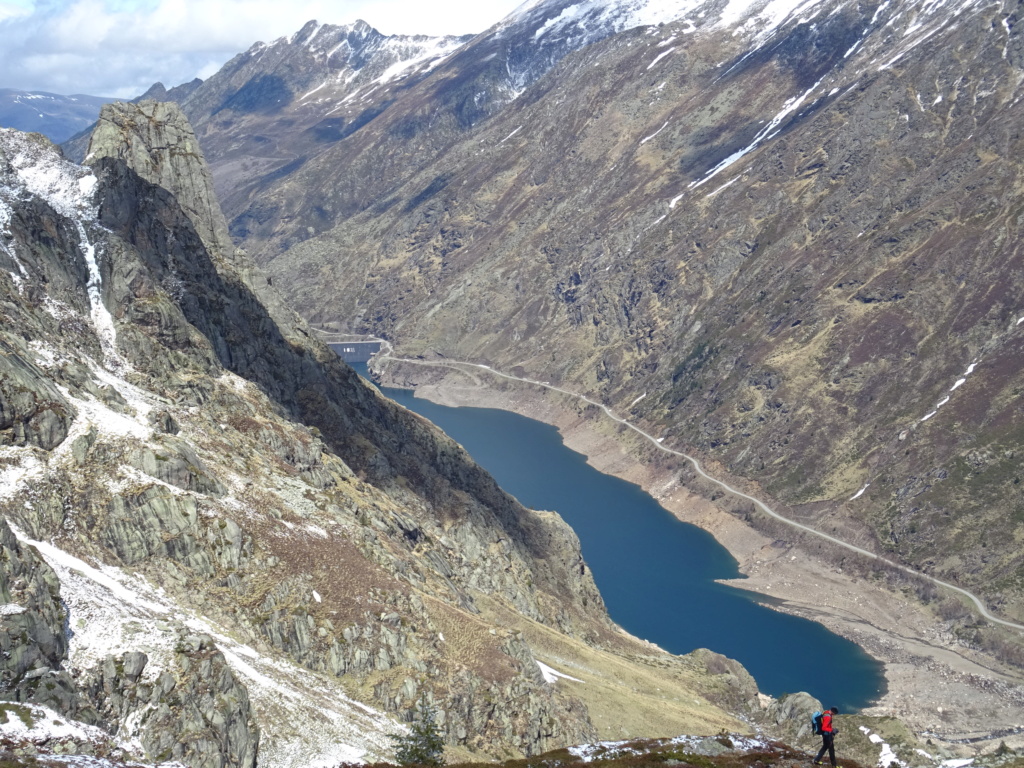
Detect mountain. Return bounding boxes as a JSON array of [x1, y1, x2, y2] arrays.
[[0, 89, 112, 143], [146, 0, 1024, 639], [0, 103, 764, 765]]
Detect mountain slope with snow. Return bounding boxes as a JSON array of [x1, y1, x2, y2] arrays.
[[2, 105, 761, 765], [0, 89, 111, 143]]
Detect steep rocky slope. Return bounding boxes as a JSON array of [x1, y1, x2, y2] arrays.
[[177, 0, 1024, 626], [1, 105, 760, 766]]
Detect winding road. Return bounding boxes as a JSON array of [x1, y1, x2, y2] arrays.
[[359, 339, 1024, 634]]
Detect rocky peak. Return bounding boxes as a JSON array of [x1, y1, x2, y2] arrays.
[[135, 78, 205, 107], [87, 100, 235, 265]]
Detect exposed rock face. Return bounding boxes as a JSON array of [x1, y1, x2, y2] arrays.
[[83, 637, 258, 768], [88, 101, 236, 264], [1, 105, 755, 765], [0, 519, 82, 716], [766, 692, 823, 743], [183, 0, 1024, 622], [0, 350, 76, 450]]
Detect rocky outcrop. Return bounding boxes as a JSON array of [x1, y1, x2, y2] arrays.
[[766, 692, 823, 744], [87, 101, 236, 264], [83, 636, 258, 768], [0, 348, 76, 450], [688, 649, 762, 715], [84, 110, 608, 638], [0, 519, 256, 766], [0, 520, 83, 716], [126, 438, 227, 496]]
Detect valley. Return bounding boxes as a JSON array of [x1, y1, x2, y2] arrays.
[[2, 0, 1024, 763], [143, 0, 1024, 643], [359, 360, 885, 712], [367, 347, 1024, 748], [0, 100, 768, 767]]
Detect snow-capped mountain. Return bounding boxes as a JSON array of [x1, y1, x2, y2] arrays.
[[0, 88, 111, 143]]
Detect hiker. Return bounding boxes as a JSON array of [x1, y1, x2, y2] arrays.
[[814, 707, 840, 766]]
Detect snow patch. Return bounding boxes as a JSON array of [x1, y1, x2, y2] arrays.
[[570, 734, 771, 763], [12, 525, 170, 617], [537, 660, 584, 684], [0, 702, 118, 747], [718, 0, 828, 39], [0, 131, 124, 369], [75, 221, 120, 366], [301, 81, 329, 101], [640, 121, 670, 145], [850, 483, 869, 501], [0, 448, 44, 502], [59, 384, 149, 441], [372, 37, 464, 87], [533, 4, 587, 40], [501, 126, 524, 143], [12, 525, 399, 767], [859, 724, 906, 768], [920, 360, 978, 422], [647, 47, 677, 69], [0, 129, 98, 221], [691, 78, 824, 188], [305, 23, 323, 49], [707, 176, 740, 197], [28, 340, 60, 369]]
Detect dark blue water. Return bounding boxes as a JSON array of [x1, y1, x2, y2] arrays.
[[356, 364, 883, 712]]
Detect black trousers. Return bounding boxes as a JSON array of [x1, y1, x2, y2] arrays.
[[815, 732, 836, 765]]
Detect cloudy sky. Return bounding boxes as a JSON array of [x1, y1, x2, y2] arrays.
[[0, 0, 525, 98]]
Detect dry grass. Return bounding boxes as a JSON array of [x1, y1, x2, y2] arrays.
[[425, 595, 521, 685], [474, 597, 747, 743]]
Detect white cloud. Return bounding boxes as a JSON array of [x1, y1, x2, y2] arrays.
[[0, 1, 31, 22], [0, 0, 522, 97]]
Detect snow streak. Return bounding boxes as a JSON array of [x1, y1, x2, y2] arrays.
[[689, 78, 823, 189]]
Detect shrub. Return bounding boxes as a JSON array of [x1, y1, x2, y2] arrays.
[[390, 701, 445, 767]]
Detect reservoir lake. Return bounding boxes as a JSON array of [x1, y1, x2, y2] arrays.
[[357, 365, 884, 712]]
